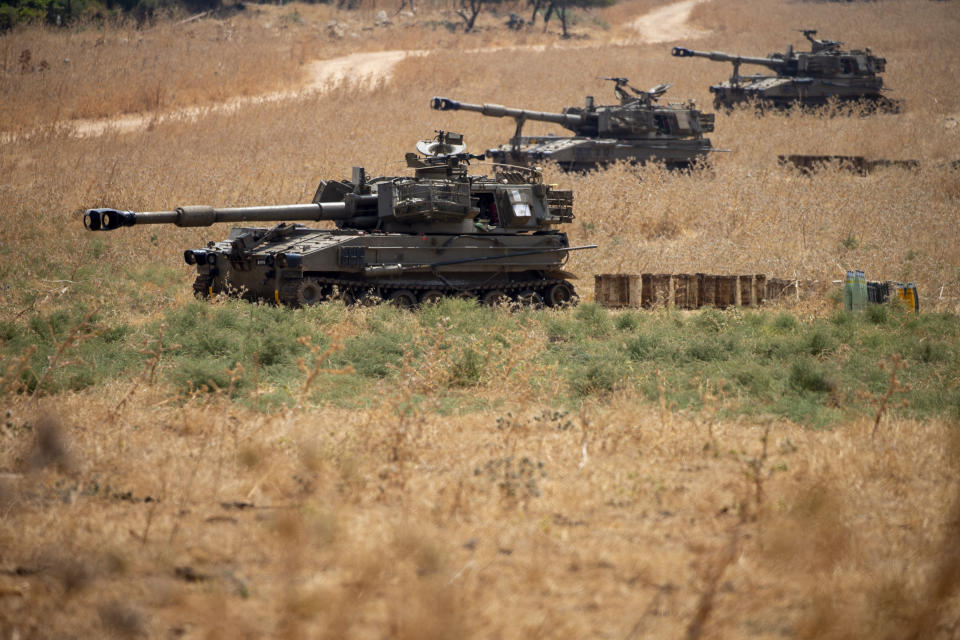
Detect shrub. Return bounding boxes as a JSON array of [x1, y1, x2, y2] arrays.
[[255, 331, 302, 367], [567, 350, 629, 396], [685, 338, 729, 362], [336, 331, 408, 378], [805, 329, 836, 356], [545, 316, 578, 343], [449, 347, 482, 387], [773, 312, 799, 332], [733, 362, 773, 396], [865, 303, 889, 325], [693, 308, 728, 333], [789, 359, 835, 394], [174, 358, 247, 395], [614, 312, 641, 332], [913, 340, 950, 364], [573, 303, 613, 339], [417, 297, 490, 335], [29, 309, 74, 343], [830, 310, 855, 327], [0, 320, 19, 342], [624, 334, 664, 362]]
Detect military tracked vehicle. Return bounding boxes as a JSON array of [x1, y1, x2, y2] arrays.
[[83, 132, 594, 308], [431, 77, 717, 171], [672, 30, 901, 112]]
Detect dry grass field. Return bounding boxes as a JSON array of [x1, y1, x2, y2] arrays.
[[2, 0, 960, 637]]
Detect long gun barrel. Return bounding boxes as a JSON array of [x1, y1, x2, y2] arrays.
[[671, 47, 786, 72], [431, 97, 585, 131], [83, 201, 367, 232]]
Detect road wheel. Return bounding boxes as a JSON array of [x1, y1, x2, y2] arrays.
[[419, 290, 444, 305], [481, 290, 510, 306], [297, 279, 326, 306], [545, 282, 576, 307], [388, 289, 418, 310]]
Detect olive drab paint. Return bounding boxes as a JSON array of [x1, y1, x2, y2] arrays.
[[431, 77, 718, 172], [83, 132, 595, 308], [672, 30, 902, 113]]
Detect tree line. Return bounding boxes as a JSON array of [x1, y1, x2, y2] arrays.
[[456, 0, 613, 36], [1, 0, 613, 33], [1, 0, 225, 30]]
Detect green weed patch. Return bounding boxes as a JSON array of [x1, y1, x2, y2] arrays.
[[1, 300, 957, 426]]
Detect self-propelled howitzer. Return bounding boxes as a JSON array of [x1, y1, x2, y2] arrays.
[[83, 132, 594, 308], [431, 78, 716, 171], [671, 30, 901, 112]]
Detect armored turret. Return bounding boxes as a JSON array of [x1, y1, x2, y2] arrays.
[[84, 132, 594, 308], [431, 78, 717, 171], [671, 30, 901, 112]]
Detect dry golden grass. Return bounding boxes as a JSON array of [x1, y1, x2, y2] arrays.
[[1, 0, 959, 637], [2, 388, 958, 638], [0, 13, 314, 129]]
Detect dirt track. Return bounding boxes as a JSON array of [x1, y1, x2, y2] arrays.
[[306, 49, 425, 90], [629, 0, 709, 43]]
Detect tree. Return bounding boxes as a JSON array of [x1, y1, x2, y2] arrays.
[[0, 0, 222, 29], [455, 0, 503, 33], [0, 0, 78, 30], [526, 0, 545, 25], [541, 0, 614, 38]]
